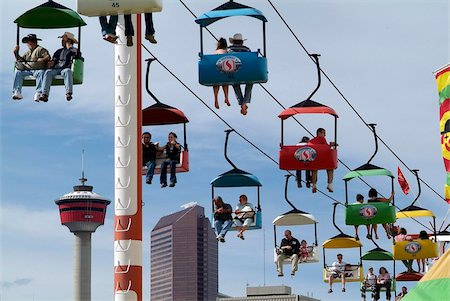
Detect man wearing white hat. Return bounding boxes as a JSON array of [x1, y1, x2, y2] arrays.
[[40, 32, 80, 102], [228, 33, 253, 115]]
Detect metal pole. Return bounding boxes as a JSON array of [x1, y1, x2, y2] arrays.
[[262, 21, 266, 57]]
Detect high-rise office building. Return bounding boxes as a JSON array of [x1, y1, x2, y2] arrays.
[[151, 204, 218, 301]]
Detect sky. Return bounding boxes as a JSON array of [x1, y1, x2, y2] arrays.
[[0, 0, 449, 300]]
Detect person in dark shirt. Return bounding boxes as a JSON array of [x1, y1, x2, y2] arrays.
[[142, 132, 161, 185], [213, 196, 233, 243], [160, 132, 181, 188], [367, 188, 394, 239], [40, 32, 80, 102], [227, 33, 253, 116], [276, 230, 300, 277]]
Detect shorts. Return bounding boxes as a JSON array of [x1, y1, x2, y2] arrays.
[[331, 272, 343, 279], [234, 218, 253, 227]]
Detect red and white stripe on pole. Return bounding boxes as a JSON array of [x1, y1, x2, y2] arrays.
[[114, 14, 143, 301]]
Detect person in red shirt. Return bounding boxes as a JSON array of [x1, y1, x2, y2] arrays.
[[310, 128, 334, 193]]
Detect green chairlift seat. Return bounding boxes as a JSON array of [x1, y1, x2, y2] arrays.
[[14, 1, 86, 86]]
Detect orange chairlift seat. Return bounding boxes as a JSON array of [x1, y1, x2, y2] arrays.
[[278, 54, 338, 171], [141, 59, 189, 175], [273, 175, 319, 268]]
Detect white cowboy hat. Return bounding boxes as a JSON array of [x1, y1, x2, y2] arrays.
[[229, 33, 247, 44], [58, 32, 78, 44]]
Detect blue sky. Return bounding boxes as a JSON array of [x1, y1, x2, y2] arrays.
[[1, 0, 449, 300]]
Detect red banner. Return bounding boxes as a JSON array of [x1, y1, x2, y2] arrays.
[[397, 167, 410, 195]]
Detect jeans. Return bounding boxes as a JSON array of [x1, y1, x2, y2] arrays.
[[124, 13, 155, 37], [41, 68, 73, 95], [402, 259, 413, 271], [13, 69, 44, 93], [160, 160, 177, 184], [232, 84, 253, 105], [374, 282, 391, 300], [99, 16, 118, 36], [214, 219, 233, 238], [145, 160, 156, 182]]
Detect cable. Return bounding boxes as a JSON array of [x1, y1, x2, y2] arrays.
[[141, 44, 343, 205], [266, 0, 446, 203]]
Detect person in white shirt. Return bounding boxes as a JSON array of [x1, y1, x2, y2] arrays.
[[361, 267, 377, 301], [328, 253, 347, 293], [234, 194, 255, 240]]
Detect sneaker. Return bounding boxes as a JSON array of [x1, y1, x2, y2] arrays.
[[312, 184, 317, 193], [126, 36, 133, 47], [297, 181, 302, 188], [290, 271, 295, 276], [145, 34, 157, 44], [355, 235, 359, 241], [169, 183, 175, 187], [34, 92, 41, 102], [277, 272, 284, 277], [219, 236, 225, 243], [145, 179, 152, 184], [161, 183, 167, 188], [66, 93, 72, 101], [342, 288, 346, 292], [328, 289, 333, 294], [103, 34, 118, 44], [12, 91, 23, 100], [306, 181, 311, 188], [327, 183, 333, 192], [39, 94, 48, 102], [366, 234, 372, 239]]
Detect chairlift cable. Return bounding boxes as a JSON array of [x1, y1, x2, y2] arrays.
[[266, 0, 445, 203]]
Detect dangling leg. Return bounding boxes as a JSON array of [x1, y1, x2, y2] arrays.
[[144, 13, 157, 43], [223, 85, 230, 106], [213, 86, 220, 109], [327, 169, 334, 192], [311, 170, 318, 193], [124, 14, 134, 46], [160, 161, 168, 187]]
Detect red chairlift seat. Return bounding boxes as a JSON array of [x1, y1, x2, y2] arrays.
[[142, 103, 189, 174], [279, 99, 338, 171]]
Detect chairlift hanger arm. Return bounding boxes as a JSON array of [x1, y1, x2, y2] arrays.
[[411, 169, 421, 207], [306, 54, 321, 101], [145, 58, 160, 104], [284, 175, 298, 211], [367, 123, 378, 164], [224, 129, 238, 170]]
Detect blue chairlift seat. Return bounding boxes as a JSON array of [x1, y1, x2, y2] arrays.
[[196, 1, 268, 86]]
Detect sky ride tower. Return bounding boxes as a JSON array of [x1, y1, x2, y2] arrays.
[[55, 172, 110, 301]]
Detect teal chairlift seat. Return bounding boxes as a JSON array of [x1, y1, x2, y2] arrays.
[[211, 129, 262, 230]]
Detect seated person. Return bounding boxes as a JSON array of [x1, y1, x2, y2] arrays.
[[374, 267, 392, 301], [228, 33, 252, 116], [296, 136, 311, 188], [160, 132, 181, 188], [299, 239, 310, 263], [353, 193, 371, 240], [361, 267, 377, 301], [395, 286, 408, 301], [276, 230, 300, 277], [328, 253, 348, 294], [367, 188, 394, 239], [13, 34, 50, 101], [234, 194, 255, 240], [416, 230, 429, 273], [40, 32, 80, 102], [310, 128, 334, 193], [142, 132, 161, 185], [213, 196, 233, 243], [395, 227, 414, 272]]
